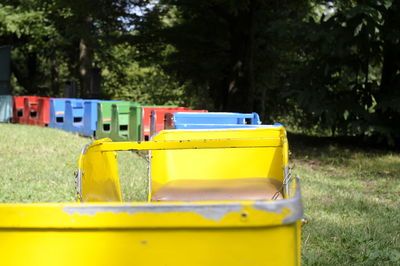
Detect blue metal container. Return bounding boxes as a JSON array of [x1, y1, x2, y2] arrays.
[[49, 99, 121, 137], [80, 100, 99, 137], [172, 112, 263, 129], [48, 98, 81, 129], [174, 123, 282, 129], [62, 100, 84, 134]]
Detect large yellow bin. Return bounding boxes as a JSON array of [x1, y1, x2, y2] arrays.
[[0, 126, 303, 266]]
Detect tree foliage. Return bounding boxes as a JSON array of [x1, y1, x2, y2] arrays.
[[0, 0, 62, 95], [286, 0, 400, 143], [1, 0, 153, 97], [136, 0, 310, 118], [1, 0, 400, 144]]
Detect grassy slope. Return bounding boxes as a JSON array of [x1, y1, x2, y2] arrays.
[[0, 123, 399, 265], [291, 134, 400, 265], [0, 123, 147, 202]]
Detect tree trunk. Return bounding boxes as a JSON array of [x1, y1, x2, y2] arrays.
[[50, 50, 59, 96], [379, 1, 400, 106], [222, 0, 257, 112], [11, 52, 38, 95], [78, 16, 94, 98], [376, 0, 400, 143]]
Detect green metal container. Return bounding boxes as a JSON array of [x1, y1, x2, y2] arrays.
[[96, 101, 122, 139], [108, 102, 141, 141], [96, 101, 179, 141], [0, 95, 12, 122], [96, 101, 140, 141]]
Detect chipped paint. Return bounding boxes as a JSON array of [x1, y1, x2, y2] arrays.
[[63, 184, 302, 224], [63, 203, 244, 222], [75, 169, 83, 201], [253, 178, 303, 224]]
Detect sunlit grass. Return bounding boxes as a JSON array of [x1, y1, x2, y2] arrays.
[[0, 123, 399, 265], [0, 123, 147, 202], [117, 151, 148, 201], [291, 136, 400, 265]]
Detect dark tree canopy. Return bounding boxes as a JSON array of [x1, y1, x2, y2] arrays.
[[1, 0, 400, 144], [136, 0, 310, 116]]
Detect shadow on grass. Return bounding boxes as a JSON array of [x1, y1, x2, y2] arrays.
[[288, 132, 400, 157], [290, 132, 400, 265], [288, 132, 400, 173], [303, 194, 400, 265]]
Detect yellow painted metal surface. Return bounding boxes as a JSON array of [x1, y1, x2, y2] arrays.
[[78, 139, 122, 202], [78, 127, 288, 202], [151, 127, 288, 195], [0, 127, 302, 265], [0, 181, 302, 266], [1, 227, 298, 266]]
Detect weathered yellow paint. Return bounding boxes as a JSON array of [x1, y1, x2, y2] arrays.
[[0, 199, 297, 228], [0, 127, 302, 265], [78, 139, 122, 202], [78, 127, 289, 202], [0, 185, 301, 266]]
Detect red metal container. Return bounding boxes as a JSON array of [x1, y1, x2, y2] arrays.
[[36, 97, 51, 126], [12, 96, 24, 123], [15, 96, 51, 126], [20, 96, 40, 125], [162, 109, 209, 130], [164, 112, 175, 130], [144, 107, 208, 139], [142, 107, 189, 140]]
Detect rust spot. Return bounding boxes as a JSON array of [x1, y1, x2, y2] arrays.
[[240, 211, 248, 221]]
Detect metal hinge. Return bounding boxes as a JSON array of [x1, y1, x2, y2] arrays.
[[74, 169, 83, 202]]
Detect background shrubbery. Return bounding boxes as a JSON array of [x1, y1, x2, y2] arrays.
[[1, 0, 400, 145]]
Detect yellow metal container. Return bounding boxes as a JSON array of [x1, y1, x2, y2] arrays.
[[0, 194, 302, 265], [150, 127, 288, 198], [0, 126, 303, 266]]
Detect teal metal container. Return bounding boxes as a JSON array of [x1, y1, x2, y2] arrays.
[[0, 95, 12, 122]]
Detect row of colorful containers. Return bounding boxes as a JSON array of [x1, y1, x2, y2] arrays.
[[0, 95, 271, 140], [0, 95, 305, 265]]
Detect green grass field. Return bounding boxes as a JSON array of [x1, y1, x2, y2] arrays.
[[0, 123, 399, 265], [290, 134, 400, 265], [0, 123, 147, 202]]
